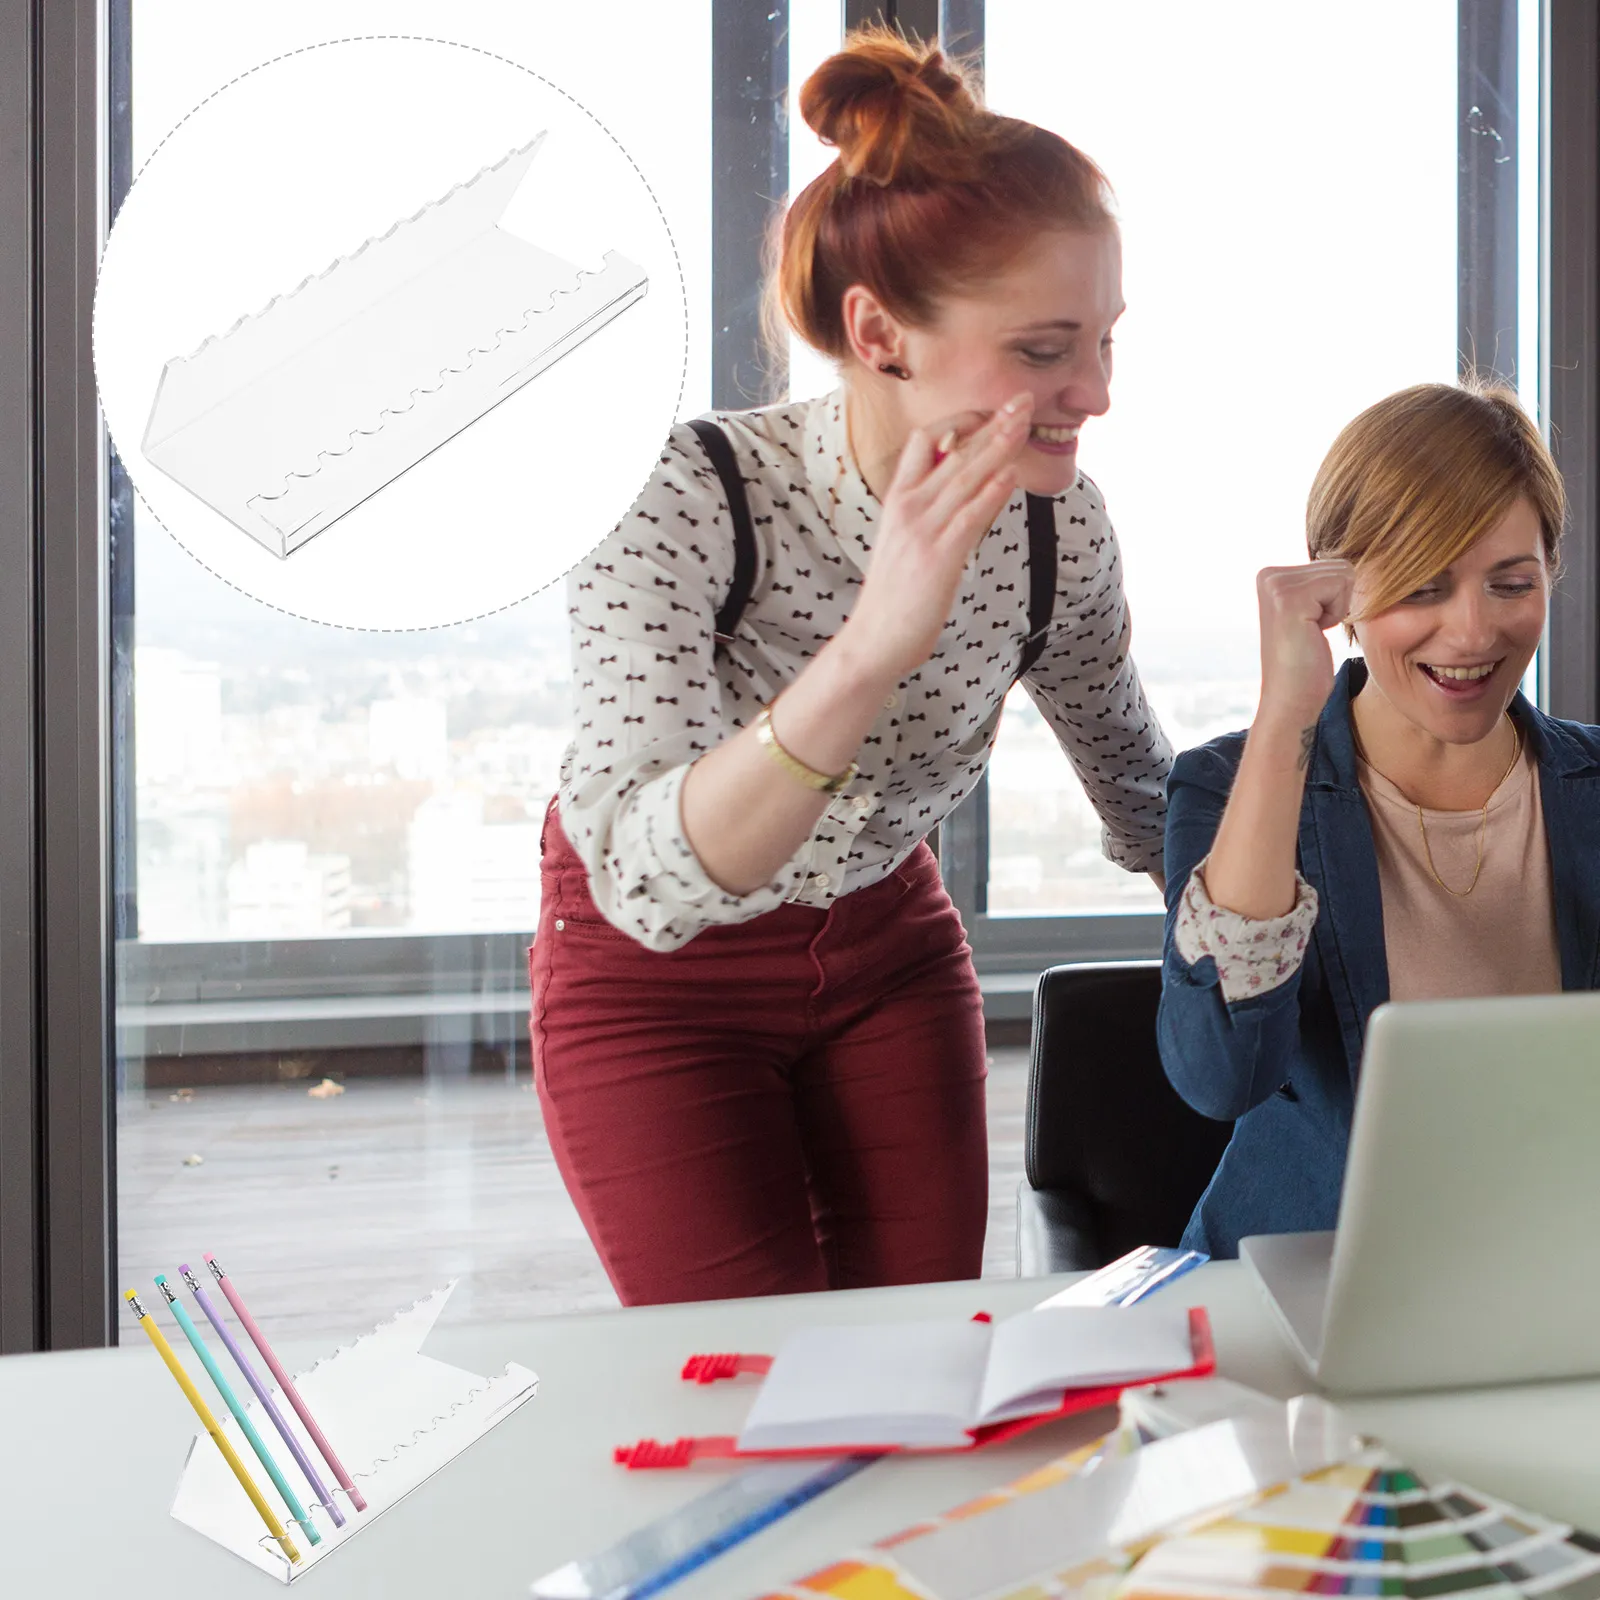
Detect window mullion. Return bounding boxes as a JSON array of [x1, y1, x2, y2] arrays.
[[711, 0, 789, 407]]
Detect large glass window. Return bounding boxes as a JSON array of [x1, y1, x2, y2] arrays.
[[123, 5, 711, 945], [106, 3, 1544, 1338], [789, 1, 848, 404], [130, 537, 574, 940], [114, 4, 714, 1335], [977, 0, 1534, 920]]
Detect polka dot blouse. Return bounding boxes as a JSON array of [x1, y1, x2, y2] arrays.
[[557, 389, 1173, 951]]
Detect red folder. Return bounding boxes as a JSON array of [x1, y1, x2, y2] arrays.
[[614, 1304, 1215, 1469]]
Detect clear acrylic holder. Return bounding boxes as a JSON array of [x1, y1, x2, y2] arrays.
[[170, 1281, 538, 1583], [141, 133, 648, 558]]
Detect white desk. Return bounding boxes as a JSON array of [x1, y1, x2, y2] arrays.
[[6, 1261, 1599, 1597]]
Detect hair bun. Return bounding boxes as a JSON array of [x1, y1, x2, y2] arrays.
[[800, 26, 987, 187]]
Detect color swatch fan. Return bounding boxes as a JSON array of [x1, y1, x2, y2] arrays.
[[757, 1398, 1600, 1600], [1121, 1453, 1600, 1600], [759, 1397, 1368, 1600]]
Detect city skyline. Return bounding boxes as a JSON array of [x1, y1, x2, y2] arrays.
[[133, 503, 1260, 939]]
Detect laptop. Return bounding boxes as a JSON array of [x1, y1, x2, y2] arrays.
[[1240, 992, 1600, 1395]]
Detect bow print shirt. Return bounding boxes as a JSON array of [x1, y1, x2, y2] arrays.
[[558, 389, 1173, 951]]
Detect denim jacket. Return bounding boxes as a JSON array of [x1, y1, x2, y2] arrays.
[[1159, 658, 1600, 1258]]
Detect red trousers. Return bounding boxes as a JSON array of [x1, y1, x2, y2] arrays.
[[528, 799, 989, 1306]]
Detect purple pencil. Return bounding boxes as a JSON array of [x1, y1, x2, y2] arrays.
[[203, 1254, 369, 1514], [178, 1263, 346, 1529]]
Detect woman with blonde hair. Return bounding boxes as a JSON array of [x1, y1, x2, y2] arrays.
[[530, 27, 1171, 1304], [1160, 379, 1600, 1259]]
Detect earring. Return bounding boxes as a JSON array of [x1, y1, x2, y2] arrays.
[[877, 361, 911, 380]]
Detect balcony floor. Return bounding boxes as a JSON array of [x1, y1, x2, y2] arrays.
[[116, 1048, 1030, 1345]]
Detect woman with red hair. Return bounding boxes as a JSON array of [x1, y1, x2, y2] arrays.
[[531, 28, 1172, 1304]]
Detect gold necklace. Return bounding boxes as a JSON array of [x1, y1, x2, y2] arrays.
[[1354, 712, 1523, 899]]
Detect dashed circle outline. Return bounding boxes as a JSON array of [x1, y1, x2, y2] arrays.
[[96, 31, 689, 633]]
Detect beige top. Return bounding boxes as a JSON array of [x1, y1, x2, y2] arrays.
[[1174, 734, 1562, 1006], [1357, 741, 1562, 1003]]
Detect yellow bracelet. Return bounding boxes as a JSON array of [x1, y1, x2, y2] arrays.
[[754, 705, 859, 795]]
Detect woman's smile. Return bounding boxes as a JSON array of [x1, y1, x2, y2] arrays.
[[1028, 421, 1081, 455], [1415, 657, 1504, 703]]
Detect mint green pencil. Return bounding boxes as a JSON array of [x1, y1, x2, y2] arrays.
[[155, 1274, 322, 1546]]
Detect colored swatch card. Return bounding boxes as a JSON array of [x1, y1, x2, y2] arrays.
[[1119, 1455, 1600, 1600], [170, 1281, 537, 1583], [755, 1396, 1368, 1600], [141, 133, 647, 557]]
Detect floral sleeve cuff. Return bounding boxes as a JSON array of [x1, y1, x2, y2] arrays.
[[1173, 860, 1320, 1004]]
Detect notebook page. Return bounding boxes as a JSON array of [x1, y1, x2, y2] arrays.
[[976, 1302, 1193, 1425], [738, 1319, 993, 1450]]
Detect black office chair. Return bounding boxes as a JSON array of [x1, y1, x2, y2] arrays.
[[1015, 960, 1234, 1276]]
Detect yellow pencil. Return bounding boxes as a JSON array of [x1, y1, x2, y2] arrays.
[[125, 1289, 302, 1565]]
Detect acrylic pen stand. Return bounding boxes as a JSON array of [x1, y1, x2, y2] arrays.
[[169, 1281, 538, 1582], [141, 131, 648, 558]]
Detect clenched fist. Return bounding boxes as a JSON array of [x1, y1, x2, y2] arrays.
[[1255, 560, 1357, 730]]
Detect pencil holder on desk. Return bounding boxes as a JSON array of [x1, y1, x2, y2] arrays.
[[169, 1280, 537, 1582]]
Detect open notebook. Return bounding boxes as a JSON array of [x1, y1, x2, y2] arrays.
[[737, 1301, 1195, 1452]]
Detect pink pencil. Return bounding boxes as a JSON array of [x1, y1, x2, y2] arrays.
[[203, 1254, 368, 1513]]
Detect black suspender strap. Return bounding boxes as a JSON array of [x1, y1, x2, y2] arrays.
[[687, 415, 1053, 678], [686, 418, 758, 647], [1016, 492, 1058, 681]]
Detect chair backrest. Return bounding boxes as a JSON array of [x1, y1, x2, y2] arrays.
[[1025, 960, 1234, 1266]]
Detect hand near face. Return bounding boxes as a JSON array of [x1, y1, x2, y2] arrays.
[[1255, 560, 1357, 731], [844, 392, 1035, 679]]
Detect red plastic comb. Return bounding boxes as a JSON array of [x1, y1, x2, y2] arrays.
[[613, 1434, 741, 1469], [679, 1351, 773, 1384]]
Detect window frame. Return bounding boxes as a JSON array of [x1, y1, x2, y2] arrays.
[[1541, 0, 1600, 722], [1, 0, 1595, 1351], [0, 0, 113, 1354]]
